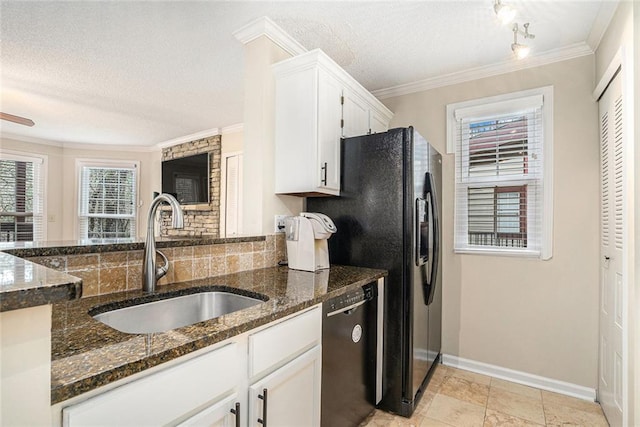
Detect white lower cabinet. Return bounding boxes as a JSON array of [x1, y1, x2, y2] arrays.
[[249, 347, 321, 427], [59, 306, 321, 427], [178, 394, 240, 427]]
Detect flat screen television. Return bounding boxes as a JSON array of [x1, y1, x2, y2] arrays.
[[161, 153, 210, 204]]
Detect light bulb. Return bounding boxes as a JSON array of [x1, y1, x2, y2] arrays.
[[511, 43, 530, 59], [494, 1, 516, 25]]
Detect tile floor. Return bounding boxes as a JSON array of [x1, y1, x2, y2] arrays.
[[362, 364, 609, 427]]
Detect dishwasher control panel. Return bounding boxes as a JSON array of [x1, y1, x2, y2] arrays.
[[325, 282, 377, 313]]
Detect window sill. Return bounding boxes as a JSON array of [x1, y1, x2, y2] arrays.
[[454, 247, 545, 259]]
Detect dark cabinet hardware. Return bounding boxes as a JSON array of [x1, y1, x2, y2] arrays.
[[230, 402, 240, 427], [321, 163, 328, 186], [257, 388, 268, 426]]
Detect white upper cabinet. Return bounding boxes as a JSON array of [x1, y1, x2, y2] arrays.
[[273, 49, 393, 196], [342, 89, 369, 138]]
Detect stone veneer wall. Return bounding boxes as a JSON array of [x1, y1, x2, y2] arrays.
[[26, 235, 286, 298], [161, 135, 221, 237]]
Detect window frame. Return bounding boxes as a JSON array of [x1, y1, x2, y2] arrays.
[[76, 159, 140, 240], [446, 86, 553, 260], [0, 149, 47, 242]]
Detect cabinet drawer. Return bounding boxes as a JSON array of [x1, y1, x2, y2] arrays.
[[62, 343, 239, 427], [248, 306, 321, 378]]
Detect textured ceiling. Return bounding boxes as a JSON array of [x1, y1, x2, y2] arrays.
[[0, 1, 616, 147]]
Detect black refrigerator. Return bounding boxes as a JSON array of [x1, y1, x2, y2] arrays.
[[307, 126, 442, 418]]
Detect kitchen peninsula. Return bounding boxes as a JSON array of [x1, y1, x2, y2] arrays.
[[0, 237, 386, 426]]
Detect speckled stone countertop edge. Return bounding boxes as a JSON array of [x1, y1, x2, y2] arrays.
[[2, 235, 265, 258], [50, 266, 386, 404], [0, 252, 83, 312], [0, 280, 82, 312]]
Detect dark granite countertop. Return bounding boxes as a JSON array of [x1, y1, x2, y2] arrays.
[[51, 265, 386, 404], [0, 252, 82, 312]]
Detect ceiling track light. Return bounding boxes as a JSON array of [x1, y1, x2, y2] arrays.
[[494, 0, 516, 25], [511, 22, 535, 59]]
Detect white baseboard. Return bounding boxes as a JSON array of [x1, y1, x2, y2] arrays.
[[441, 354, 596, 402]]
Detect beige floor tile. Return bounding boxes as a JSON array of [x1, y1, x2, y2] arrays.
[[541, 390, 603, 415], [450, 369, 492, 386], [543, 402, 609, 427], [440, 376, 490, 406], [432, 364, 453, 379], [415, 391, 437, 415], [490, 378, 542, 400], [486, 388, 545, 425], [368, 414, 423, 427], [483, 408, 544, 426], [420, 417, 455, 427], [426, 394, 485, 427]]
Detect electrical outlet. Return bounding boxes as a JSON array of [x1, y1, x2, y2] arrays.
[[274, 215, 287, 233]]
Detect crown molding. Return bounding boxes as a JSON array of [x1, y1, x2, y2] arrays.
[[1, 132, 158, 152], [372, 42, 594, 100], [1, 132, 64, 148], [221, 123, 243, 134], [63, 141, 158, 152], [155, 128, 220, 149], [233, 16, 307, 56]]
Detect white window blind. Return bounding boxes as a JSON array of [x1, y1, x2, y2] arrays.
[[0, 152, 45, 242], [451, 89, 552, 259], [78, 163, 138, 239]]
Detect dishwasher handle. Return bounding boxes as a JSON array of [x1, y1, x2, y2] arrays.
[[326, 299, 366, 317]]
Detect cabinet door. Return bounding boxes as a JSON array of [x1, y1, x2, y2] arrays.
[[178, 394, 240, 427], [342, 90, 370, 138], [249, 346, 321, 427], [317, 69, 343, 192], [369, 109, 389, 134]]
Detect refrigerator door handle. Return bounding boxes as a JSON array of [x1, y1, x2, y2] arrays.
[[424, 172, 440, 305], [415, 197, 428, 267]]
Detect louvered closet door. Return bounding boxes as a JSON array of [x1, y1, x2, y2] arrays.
[[598, 72, 623, 427]]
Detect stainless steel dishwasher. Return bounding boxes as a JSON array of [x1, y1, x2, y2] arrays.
[[321, 279, 383, 427]]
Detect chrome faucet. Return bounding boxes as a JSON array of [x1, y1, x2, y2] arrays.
[[143, 193, 184, 293]]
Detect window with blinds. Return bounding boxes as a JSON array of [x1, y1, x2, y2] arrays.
[[448, 88, 553, 259], [78, 162, 138, 239], [0, 152, 46, 242]]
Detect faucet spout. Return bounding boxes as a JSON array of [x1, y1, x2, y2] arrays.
[[143, 193, 184, 293]]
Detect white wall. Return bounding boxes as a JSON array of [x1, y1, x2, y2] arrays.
[[241, 36, 302, 236], [0, 138, 160, 240], [221, 129, 243, 154], [383, 55, 600, 388]]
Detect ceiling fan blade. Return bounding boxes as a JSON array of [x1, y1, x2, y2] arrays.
[[0, 112, 35, 127]]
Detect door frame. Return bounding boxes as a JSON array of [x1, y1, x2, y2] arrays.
[[593, 45, 634, 427], [219, 151, 243, 238]]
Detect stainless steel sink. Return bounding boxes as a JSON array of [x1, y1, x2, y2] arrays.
[[92, 290, 267, 334]]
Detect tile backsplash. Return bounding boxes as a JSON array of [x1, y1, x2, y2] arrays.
[[27, 235, 286, 297]]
